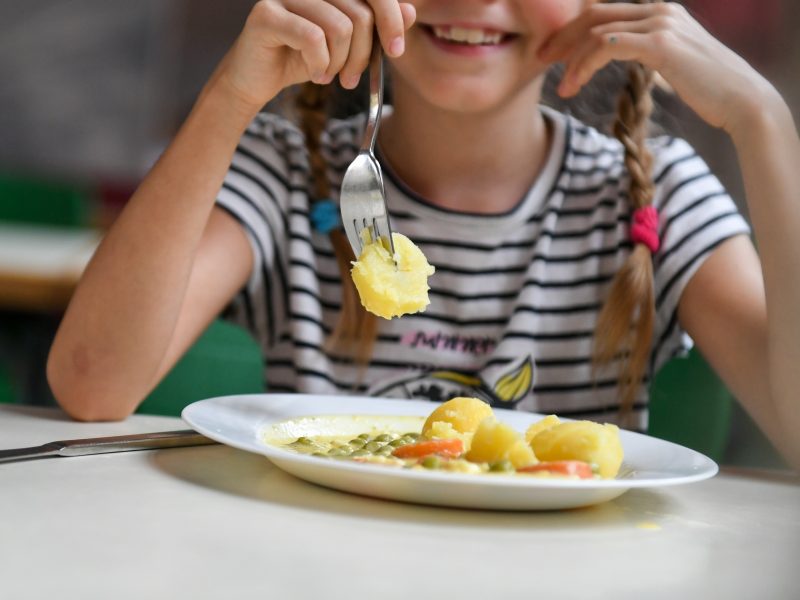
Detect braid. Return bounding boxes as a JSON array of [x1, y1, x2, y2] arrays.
[[295, 82, 378, 368], [593, 1, 659, 427], [614, 68, 656, 210], [296, 83, 332, 198]]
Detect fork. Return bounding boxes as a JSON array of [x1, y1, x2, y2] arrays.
[[339, 42, 396, 260]]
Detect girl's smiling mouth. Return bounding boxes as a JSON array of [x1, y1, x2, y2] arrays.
[[419, 23, 518, 55]]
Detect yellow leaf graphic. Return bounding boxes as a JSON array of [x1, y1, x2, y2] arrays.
[[493, 357, 534, 404]]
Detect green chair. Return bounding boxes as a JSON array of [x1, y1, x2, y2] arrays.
[[135, 319, 265, 417], [0, 172, 95, 228], [0, 365, 16, 404], [648, 347, 733, 461]]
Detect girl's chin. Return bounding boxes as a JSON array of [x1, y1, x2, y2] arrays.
[[389, 52, 543, 115], [420, 89, 511, 114], [398, 73, 533, 115]]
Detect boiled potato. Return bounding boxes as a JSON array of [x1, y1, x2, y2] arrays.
[[421, 397, 494, 438], [350, 231, 435, 319], [529, 421, 623, 478], [524, 414, 561, 444], [424, 420, 462, 441], [466, 417, 537, 468]]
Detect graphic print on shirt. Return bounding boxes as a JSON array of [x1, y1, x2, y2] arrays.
[[367, 355, 535, 408]]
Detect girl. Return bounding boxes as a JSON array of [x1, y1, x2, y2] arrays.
[[47, 0, 800, 470]]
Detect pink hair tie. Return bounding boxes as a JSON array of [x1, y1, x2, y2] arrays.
[[630, 205, 660, 253]]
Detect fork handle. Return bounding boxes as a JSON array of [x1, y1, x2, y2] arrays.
[[361, 41, 384, 154]]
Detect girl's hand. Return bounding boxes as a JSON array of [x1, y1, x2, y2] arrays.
[[212, 0, 416, 117], [537, 2, 775, 136]]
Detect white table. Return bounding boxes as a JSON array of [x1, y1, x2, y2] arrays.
[[1, 405, 798, 600], [0, 223, 101, 311]]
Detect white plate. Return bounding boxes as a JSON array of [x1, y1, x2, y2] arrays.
[[182, 393, 718, 511]]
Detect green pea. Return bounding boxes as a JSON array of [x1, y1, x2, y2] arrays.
[[421, 456, 441, 469], [294, 436, 314, 445], [388, 438, 407, 448], [377, 446, 394, 456], [364, 441, 383, 453], [350, 449, 369, 457], [358, 433, 371, 440], [348, 439, 366, 449], [489, 460, 515, 473], [374, 433, 393, 442], [328, 447, 350, 457]]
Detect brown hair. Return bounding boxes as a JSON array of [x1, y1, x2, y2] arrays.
[[295, 82, 378, 367], [593, 0, 660, 426]]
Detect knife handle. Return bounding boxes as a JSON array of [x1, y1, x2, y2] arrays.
[[0, 430, 217, 463], [0, 443, 63, 463]]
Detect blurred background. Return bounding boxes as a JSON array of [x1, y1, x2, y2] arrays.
[[0, 0, 796, 467]]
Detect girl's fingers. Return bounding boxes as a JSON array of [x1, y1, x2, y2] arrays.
[[286, 0, 415, 88], [365, 0, 410, 57], [559, 16, 661, 94], [399, 3, 417, 31], [257, 1, 332, 83], [284, 0, 355, 82], [558, 31, 656, 97], [539, 1, 667, 61], [327, 0, 375, 88], [333, 0, 416, 88], [256, 0, 416, 88]]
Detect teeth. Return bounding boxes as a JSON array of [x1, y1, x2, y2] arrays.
[[432, 26, 504, 45]]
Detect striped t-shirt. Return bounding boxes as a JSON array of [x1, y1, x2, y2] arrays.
[[216, 106, 750, 431]]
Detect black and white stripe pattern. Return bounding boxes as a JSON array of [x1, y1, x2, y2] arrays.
[[216, 107, 750, 431]]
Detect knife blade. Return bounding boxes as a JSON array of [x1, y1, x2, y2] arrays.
[[0, 429, 218, 463]]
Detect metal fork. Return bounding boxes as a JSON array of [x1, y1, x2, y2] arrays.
[[339, 42, 396, 259]]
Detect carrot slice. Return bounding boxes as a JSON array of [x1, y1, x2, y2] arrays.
[[391, 438, 464, 459], [516, 460, 594, 479]]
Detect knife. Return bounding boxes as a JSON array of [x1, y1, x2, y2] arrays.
[[0, 430, 218, 463]]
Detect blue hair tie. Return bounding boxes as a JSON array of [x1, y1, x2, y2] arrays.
[[310, 199, 341, 234]]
